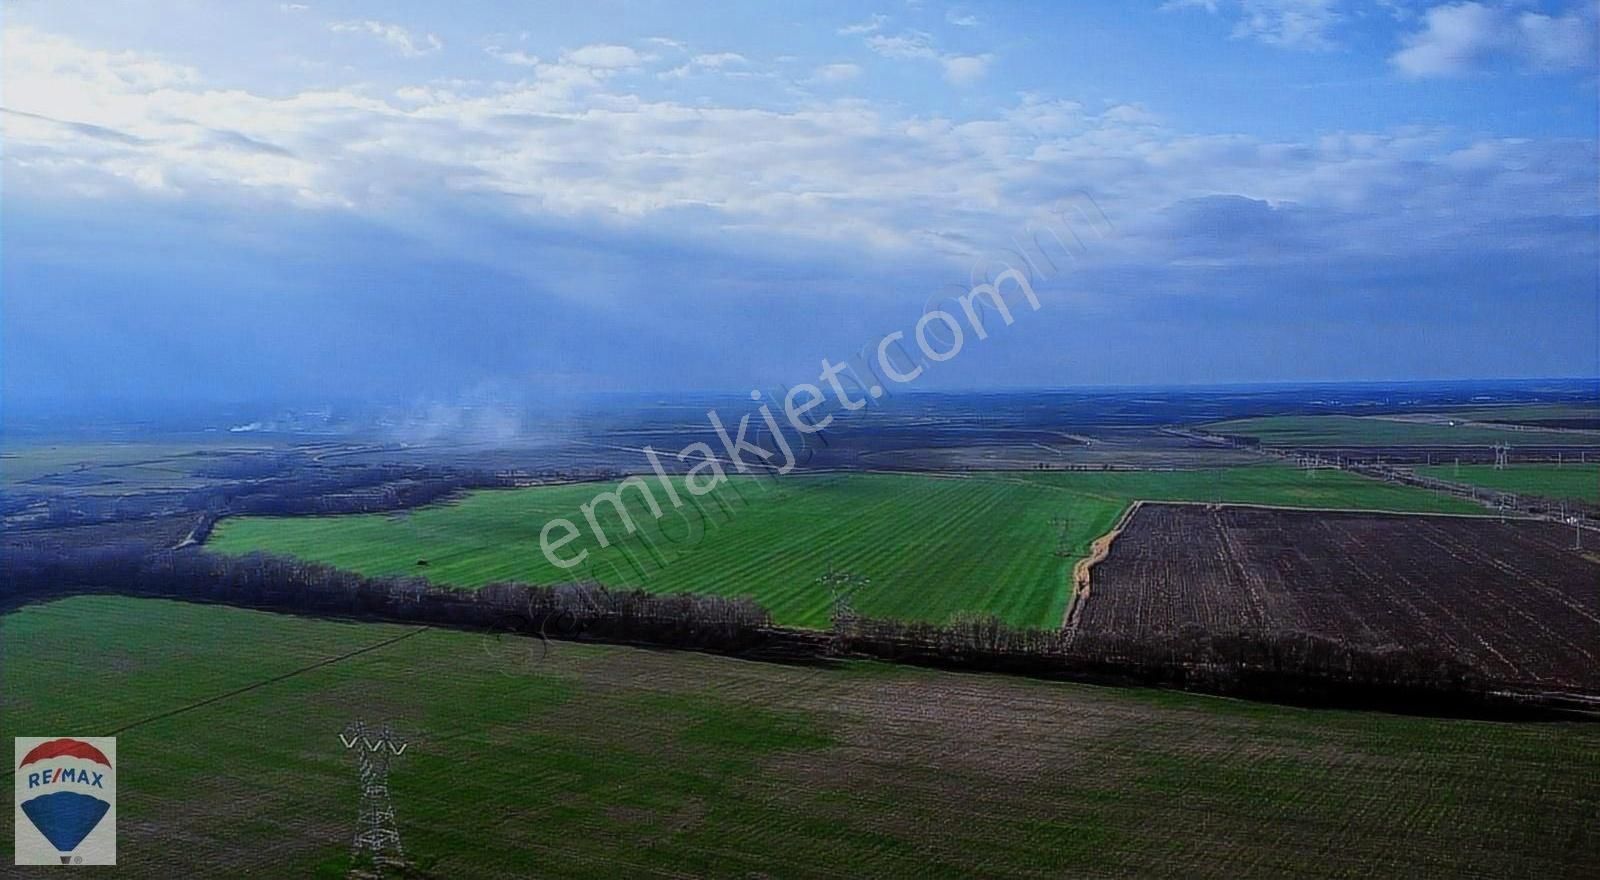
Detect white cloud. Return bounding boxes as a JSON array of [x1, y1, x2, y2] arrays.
[[393, 85, 458, 104], [946, 10, 980, 27], [865, 31, 993, 85], [279, 3, 309, 12], [1392, 2, 1501, 75], [658, 52, 749, 80], [866, 31, 939, 60], [485, 46, 540, 66], [838, 14, 889, 36], [812, 62, 863, 83], [1236, 0, 1341, 49], [562, 44, 644, 69], [941, 54, 992, 85], [3, 24, 1592, 278], [1393, 2, 1599, 77], [1517, 8, 1598, 68], [1163, 0, 1342, 50], [2, 25, 323, 201], [1101, 103, 1162, 126], [328, 20, 442, 57], [691, 52, 747, 68]]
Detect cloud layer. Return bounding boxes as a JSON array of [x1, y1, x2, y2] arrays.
[[1393, 2, 1599, 77], [1, 10, 1595, 404]]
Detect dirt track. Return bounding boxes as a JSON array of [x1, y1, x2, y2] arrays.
[[1063, 500, 1140, 633]]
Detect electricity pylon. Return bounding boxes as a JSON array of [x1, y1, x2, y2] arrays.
[[819, 565, 869, 618], [818, 564, 870, 652], [342, 721, 408, 878]]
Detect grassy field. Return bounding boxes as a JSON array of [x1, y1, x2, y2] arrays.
[[3, 596, 1597, 878], [0, 439, 280, 494], [209, 465, 1484, 629], [1205, 414, 1597, 447], [1437, 403, 1600, 423], [1415, 463, 1600, 503]]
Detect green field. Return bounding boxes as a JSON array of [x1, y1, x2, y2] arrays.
[[4, 597, 1597, 878], [1415, 463, 1600, 504], [1205, 414, 1597, 447], [1436, 403, 1600, 424], [209, 465, 1484, 629]]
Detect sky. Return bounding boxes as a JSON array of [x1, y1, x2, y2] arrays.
[[2, 0, 1597, 415]]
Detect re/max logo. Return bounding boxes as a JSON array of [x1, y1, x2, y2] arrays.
[[26, 768, 106, 789]]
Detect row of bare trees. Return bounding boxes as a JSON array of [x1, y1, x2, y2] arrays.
[[1, 543, 771, 651], [5, 541, 1575, 715], [3, 463, 601, 532], [832, 613, 1515, 711]]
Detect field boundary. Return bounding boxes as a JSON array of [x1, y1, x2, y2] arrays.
[[1063, 501, 1142, 633], [1142, 498, 1513, 519]]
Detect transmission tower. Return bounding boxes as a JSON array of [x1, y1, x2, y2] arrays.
[[1493, 443, 1510, 471], [831, 589, 855, 624], [817, 564, 870, 632], [1303, 454, 1321, 479], [342, 721, 408, 878], [1496, 493, 1516, 523]]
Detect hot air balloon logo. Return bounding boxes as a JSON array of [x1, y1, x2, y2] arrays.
[[13, 737, 117, 866]]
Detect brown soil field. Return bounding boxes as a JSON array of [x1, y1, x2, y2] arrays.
[[1078, 504, 1600, 691]]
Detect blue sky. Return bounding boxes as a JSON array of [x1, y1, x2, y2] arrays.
[[3, 0, 1597, 412]]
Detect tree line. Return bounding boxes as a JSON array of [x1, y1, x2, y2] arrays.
[[1, 541, 771, 651], [3, 541, 1584, 717], [4, 464, 612, 532], [832, 613, 1513, 713]]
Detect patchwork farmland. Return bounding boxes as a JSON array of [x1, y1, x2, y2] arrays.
[[1204, 414, 1600, 448], [208, 465, 1485, 629], [1077, 504, 1600, 691]]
